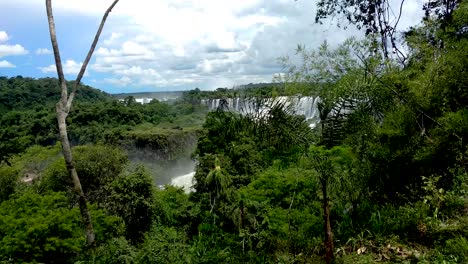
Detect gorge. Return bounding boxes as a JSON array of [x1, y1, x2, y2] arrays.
[[150, 95, 324, 192]]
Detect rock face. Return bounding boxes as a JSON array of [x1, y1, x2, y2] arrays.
[[122, 128, 200, 187]]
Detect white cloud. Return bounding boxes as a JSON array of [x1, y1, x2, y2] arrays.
[[35, 48, 52, 55], [0, 0, 425, 91], [39, 64, 57, 73], [91, 63, 127, 73], [85, 1, 293, 89], [40, 59, 87, 76], [95, 41, 155, 59], [0, 44, 28, 58], [0, 31, 28, 60], [0, 60, 15, 68], [120, 41, 153, 56], [103, 32, 122, 46], [104, 76, 132, 86], [0, 31, 9, 42]]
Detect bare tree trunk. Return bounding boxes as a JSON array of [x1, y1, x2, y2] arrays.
[[57, 109, 95, 245], [322, 179, 334, 264], [45, 0, 119, 247]]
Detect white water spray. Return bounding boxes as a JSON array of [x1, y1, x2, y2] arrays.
[[171, 171, 195, 193]]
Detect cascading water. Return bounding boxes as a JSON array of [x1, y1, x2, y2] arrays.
[[171, 171, 195, 193], [170, 96, 322, 193], [203, 96, 321, 128]]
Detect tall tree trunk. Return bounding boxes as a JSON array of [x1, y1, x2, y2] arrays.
[[57, 108, 95, 245], [322, 178, 334, 264], [46, 0, 119, 247]]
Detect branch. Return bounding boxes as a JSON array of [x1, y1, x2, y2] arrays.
[[46, 0, 68, 106], [66, 0, 119, 113], [390, 0, 408, 64], [394, 0, 405, 31]]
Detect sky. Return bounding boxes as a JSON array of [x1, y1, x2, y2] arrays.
[[0, 0, 425, 93]]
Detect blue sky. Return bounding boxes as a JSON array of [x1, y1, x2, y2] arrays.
[[0, 0, 424, 94]]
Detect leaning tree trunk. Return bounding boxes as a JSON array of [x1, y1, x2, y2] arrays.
[[46, 0, 119, 246], [56, 108, 95, 245]]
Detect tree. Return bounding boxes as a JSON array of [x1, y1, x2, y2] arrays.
[[40, 145, 128, 203], [0, 191, 123, 263], [104, 166, 155, 243], [45, 0, 119, 246], [279, 39, 382, 263], [301, 146, 356, 263], [423, 0, 461, 24], [205, 156, 232, 213], [314, 0, 408, 62]]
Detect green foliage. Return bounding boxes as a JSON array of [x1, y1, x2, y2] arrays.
[[194, 102, 312, 194], [0, 77, 207, 164], [80, 237, 137, 264], [301, 145, 360, 202], [41, 144, 128, 202], [0, 77, 110, 115], [124, 124, 201, 161], [337, 202, 430, 240], [444, 236, 468, 262], [154, 185, 196, 229], [205, 157, 232, 203], [104, 166, 155, 242], [181, 84, 285, 100], [1, 1, 468, 263], [0, 108, 56, 163], [0, 191, 123, 263], [0, 77, 111, 162], [0, 144, 62, 203], [39, 146, 154, 243], [238, 166, 323, 256], [0, 192, 84, 263], [0, 165, 17, 203], [136, 225, 190, 263]]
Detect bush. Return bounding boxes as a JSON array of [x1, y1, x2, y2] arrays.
[[136, 225, 190, 264], [444, 236, 468, 263], [78, 237, 137, 264], [154, 185, 196, 229], [104, 166, 155, 242], [0, 144, 61, 203], [0, 191, 123, 263], [40, 144, 128, 202], [0, 166, 18, 204]]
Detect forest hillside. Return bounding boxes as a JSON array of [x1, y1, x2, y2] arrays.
[[1, 0, 468, 263]]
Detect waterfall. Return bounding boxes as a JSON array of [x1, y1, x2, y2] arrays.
[[171, 172, 195, 193], [202, 96, 321, 128]]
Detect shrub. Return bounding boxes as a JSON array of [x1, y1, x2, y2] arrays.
[[104, 166, 155, 242], [40, 144, 128, 202], [0, 191, 123, 263], [136, 225, 190, 264], [444, 236, 468, 263]]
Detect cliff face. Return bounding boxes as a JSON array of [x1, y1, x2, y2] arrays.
[[123, 127, 201, 161], [121, 127, 202, 186]]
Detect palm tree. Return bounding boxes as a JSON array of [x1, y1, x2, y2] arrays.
[[205, 157, 231, 213], [278, 40, 383, 263]]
